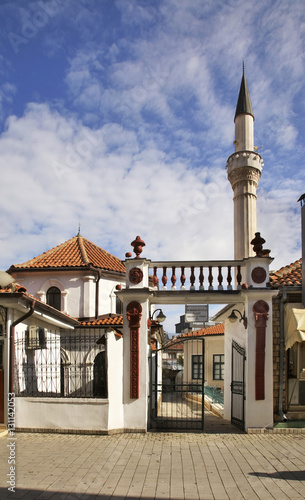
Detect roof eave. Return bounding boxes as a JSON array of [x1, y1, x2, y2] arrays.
[[8, 265, 125, 275], [0, 292, 79, 327]]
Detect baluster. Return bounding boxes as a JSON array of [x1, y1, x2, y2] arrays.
[[171, 266, 177, 290], [227, 266, 232, 290], [162, 267, 167, 290], [180, 266, 186, 290], [152, 266, 159, 289], [190, 266, 195, 290], [199, 266, 204, 290], [218, 266, 223, 290], [236, 265, 242, 289], [208, 266, 213, 290]]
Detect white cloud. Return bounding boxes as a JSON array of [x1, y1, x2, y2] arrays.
[[1, 0, 305, 280]]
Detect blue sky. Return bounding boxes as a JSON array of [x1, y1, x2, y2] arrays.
[[1, 0, 305, 330]]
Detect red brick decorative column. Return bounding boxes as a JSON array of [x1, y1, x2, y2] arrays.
[[253, 300, 269, 400], [126, 301, 142, 399]]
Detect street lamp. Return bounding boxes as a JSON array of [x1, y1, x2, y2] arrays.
[[150, 308, 166, 323], [228, 309, 247, 329]]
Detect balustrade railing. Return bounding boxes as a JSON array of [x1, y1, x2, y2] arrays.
[[149, 261, 244, 292]]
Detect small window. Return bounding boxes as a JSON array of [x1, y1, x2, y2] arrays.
[[116, 296, 122, 314], [46, 287, 61, 311], [192, 354, 203, 379], [213, 354, 225, 380], [26, 326, 46, 349]]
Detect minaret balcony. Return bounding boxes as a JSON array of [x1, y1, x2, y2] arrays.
[[226, 150, 264, 173]]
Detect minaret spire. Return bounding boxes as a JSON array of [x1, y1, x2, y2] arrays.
[[226, 67, 264, 260], [234, 63, 254, 122]]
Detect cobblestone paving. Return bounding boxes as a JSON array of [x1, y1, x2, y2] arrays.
[[1, 429, 305, 499]]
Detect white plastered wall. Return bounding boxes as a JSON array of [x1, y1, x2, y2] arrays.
[[11, 270, 124, 319]]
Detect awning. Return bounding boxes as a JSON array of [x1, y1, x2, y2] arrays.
[[284, 303, 305, 350]]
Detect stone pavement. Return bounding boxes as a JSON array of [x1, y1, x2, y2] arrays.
[[0, 421, 305, 499]]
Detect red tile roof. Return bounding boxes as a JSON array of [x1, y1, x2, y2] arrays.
[[166, 341, 184, 350], [0, 283, 27, 293], [8, 234, 126, 274], [177, 323, 224, 339], [269, 259, 302, 288], [0, 284, 79, 325], [79, 314, 123, 327]]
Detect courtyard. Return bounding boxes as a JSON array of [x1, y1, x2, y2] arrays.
[[0, 424, 304, 500]]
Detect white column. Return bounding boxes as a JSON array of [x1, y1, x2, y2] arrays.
[[243, 291, 276, 431], [118, 256, 152, 431], [82, 275, 96, 318], [227, 152, 263, 260]]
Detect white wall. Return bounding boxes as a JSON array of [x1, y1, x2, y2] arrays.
[[223, 314, 245, 421], [16, 398, 109, 432], [107, 330, 124, 430], [12, 270, 124, 319]]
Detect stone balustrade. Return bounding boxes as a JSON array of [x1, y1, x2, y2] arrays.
[[149, 260, 245, 292]]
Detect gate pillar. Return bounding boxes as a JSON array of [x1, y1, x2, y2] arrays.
[[117, 237, 152, 432], [224, 253, 277, 431], [242, 290, 276, 431]]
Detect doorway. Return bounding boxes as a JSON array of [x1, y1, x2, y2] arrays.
[[150, 337, 205, 431]]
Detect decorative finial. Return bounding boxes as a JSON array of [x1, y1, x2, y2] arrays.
[[242, 60, 245, 76], [77, 222, 81, 236], [131, 236, 145, 258], [251, 232, 270, 257]]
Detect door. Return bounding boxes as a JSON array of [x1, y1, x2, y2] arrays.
[[149, 337, 205, 431], [93, 351, 107, 398], [231, 340, 245, 429]]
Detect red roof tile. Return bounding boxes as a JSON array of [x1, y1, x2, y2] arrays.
[[0, 284, 79, 325], [0, 283, 27, 293], [79, 314, 123, 327], [269, 259, 302, 288], [177, 323, 224, 339], [8, 234, 125, 274]]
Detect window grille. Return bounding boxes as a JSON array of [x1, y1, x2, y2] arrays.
[[15, 329, 107, 398], [25, 327, 46, 350]]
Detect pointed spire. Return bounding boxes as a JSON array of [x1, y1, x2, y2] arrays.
[[234, 63, 254, 121]]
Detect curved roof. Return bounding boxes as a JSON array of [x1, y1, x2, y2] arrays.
[[8, 234, 126, 274], [269, 259, 302, 288], [79, 313, 123, 327]]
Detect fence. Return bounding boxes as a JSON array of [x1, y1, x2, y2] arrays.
[[14, 328, 107, 398]]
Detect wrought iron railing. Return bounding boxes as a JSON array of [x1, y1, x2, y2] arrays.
[[14, 329, 107, 398], [204, 385, 224, 405], [149, 260, 245, 291]]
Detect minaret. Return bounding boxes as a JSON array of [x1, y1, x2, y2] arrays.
[[226, 66, 264, 260]]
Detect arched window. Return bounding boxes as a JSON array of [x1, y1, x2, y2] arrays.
[[46, 287, 61, 311], [93, 351, 107, 398]]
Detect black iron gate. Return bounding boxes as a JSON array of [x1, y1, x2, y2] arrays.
[[149, 337, 204, 431], [231, 340, 245, 429]]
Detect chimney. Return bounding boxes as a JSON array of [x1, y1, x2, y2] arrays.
[[298, 194, 305, 306]]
